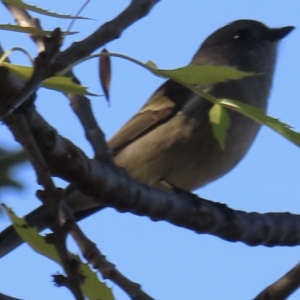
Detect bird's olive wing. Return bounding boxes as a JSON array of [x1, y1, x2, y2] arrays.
[[108, 80, 194, 155]]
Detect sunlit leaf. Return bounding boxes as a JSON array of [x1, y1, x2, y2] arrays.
[[44, 76, 96, 96], [219, 99, 300, 147], [209, 103, 230, 149], [149, 64, 255, 85], [3, 205, 61, 263], [3, 0, 89, 19], [0, 24, 77, 35], [0, 62, 95, 95]]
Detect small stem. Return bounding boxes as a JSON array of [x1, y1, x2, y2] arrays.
[[0, 47, 34, 65]]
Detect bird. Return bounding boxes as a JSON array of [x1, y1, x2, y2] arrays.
[[0, 19, 294, 257]]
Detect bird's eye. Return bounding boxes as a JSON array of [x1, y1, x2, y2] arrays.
[[233, 29, 252, 40]]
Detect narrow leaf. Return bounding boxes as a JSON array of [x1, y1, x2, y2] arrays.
[[220, 99, 300, 147], [3, 0, 90, 19], [209, 104, 230, 149], [151, 65, 255, 85], [1, 62, 96, 95], [99, 48, 111, 102], [0, 24, 77, 35], [3, 205, 61, 263], [44, 76, 96, 96]]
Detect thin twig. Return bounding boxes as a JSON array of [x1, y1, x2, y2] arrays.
[[67, 93, 113, 163], [5, 113, 55, 191], [58, 0, 159, 67], [61, 203, 154, 300], [37, 190, 85, 300], [254, 262, 300, 300]]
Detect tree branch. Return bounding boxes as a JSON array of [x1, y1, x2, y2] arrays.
[[0, 0, 159, 118], [21, 103, 300, 248], [254, 262, 300, 300], [7, 0, 113, 163], [62, 203, 154, 300], [58, 0, 159, 66]]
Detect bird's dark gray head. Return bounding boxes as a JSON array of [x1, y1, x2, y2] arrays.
[[192, 20, 295, 73]]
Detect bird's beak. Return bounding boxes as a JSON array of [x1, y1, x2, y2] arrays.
[[268, 26, 295, 41]]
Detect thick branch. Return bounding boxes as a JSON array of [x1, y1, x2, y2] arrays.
[[21, 104, 300, 248]]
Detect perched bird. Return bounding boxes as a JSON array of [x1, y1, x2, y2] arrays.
[[109, 20, 294, 190], [0, 20, 294, 257]]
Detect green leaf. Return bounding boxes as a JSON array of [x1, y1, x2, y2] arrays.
[[2, 0, 89, 19], [0, 24, 77, 35], [80, 264, 114, 300], [0, 62, 95, 95], [3, 206, 114, 300], [3, 205, 61, 263], [150, 65, 255, 85], [145, 60, 157, 69], [209, 104, 230, 149], [44, 76, 96, 96], [220, 99, 300, 147]]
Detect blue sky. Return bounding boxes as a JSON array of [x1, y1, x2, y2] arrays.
[[0, 1, 300, 299]]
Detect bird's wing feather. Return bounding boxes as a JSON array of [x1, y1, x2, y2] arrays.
[[108, 80, 194, 155]]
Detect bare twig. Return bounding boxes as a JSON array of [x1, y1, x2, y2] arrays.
[[254, 262, 300, 300], [62, 203, 154, 300], [67, 92, 113, 164], [37, 190, 85, 300], [58, 0, 159, 67]]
